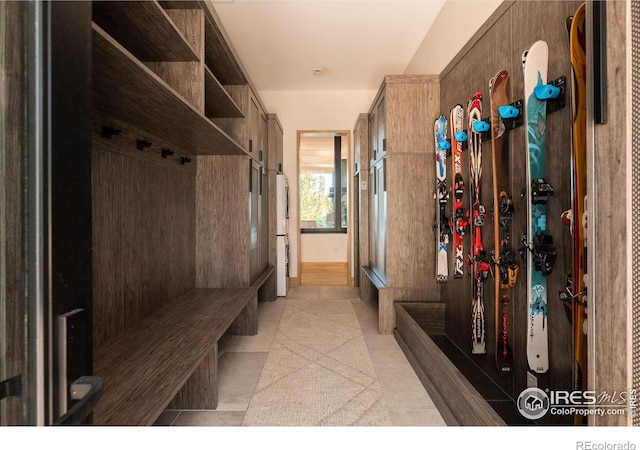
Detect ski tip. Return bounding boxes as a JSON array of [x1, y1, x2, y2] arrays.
[[454, 131, 468, 142], [472, 345, 487, 355], [498, 105, 519, 119], [534, 83, 561, 100], [472, 120, 490, 134], [438, 139, 451, 151]]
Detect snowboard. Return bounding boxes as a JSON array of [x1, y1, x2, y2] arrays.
[[450, 105, 468, 279], [468, 92, 490, 355], [522, 40, 558, 374], [434, 115, 451, 283], [562, 2, 588, 423], [489, 69, 517, 373]]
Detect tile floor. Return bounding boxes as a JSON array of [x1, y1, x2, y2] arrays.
[[154, 286, 446, 426]]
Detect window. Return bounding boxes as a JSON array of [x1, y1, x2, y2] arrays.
[[298, 131, 348, 233]]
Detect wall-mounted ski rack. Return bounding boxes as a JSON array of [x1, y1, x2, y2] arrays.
[[180, 156, 192, 165], [472, 119, 491, 141], [161, 148, 174, 159], [543, 75, 567, 114], [438, 138, 452, 157], [136, 139, 152, 151], [101, 125, 122, 139], [498, 99, 524, 130]]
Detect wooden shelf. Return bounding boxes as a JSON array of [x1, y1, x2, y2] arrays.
[[203, 13, 247, 85], [205, 65, 244, 118], [93, 23, 246, 156], [93, 0, 199, 62], [160, 0, 247, 84]]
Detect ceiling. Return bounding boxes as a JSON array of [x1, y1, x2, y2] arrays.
[[212, 0, 447, 91]]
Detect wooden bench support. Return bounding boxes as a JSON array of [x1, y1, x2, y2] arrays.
[[169, 344, 218, 410], [232, 292, 257, 335], [360, 266, 385, 304]]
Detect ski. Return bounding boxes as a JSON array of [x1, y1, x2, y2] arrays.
[[434, 115, 451, 283], [560, 2, 588, 424], [468, 92, 489, 355], [450, 105, 468, 279], [489, 70, 518, 373], [522, 40, 558, 374]]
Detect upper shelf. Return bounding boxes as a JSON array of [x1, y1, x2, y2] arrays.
[[205, 66, 245, 119], [92, 23, 247, 156], [159, 0, 247, 84], [93, 0, 199, 62]]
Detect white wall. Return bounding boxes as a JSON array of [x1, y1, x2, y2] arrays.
[[404, 0, 504, 75], [259, 89, 377, 277]]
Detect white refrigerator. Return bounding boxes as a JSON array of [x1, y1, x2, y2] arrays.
[[276, 174, 289, 296]]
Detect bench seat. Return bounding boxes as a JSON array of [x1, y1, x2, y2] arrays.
[[93, 266, 274, 425]]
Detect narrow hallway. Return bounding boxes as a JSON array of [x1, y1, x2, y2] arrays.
[[155, 286, 445, 426]]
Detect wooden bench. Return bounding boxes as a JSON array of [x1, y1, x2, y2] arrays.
[[93, 266, 274, 425]]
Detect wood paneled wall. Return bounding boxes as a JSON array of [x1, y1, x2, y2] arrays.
[[1, 1, 25, 424], [590, 0, 630, 426], [196, 155, 250, 288], [92, 117, 196, 349], [438, 1, 581, 423]]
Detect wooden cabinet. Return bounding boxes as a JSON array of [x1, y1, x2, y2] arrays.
[[363, 75, 441, 333], [92, 1, 277, 348]]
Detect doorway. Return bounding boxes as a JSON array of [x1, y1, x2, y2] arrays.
[[297, 131, 351, 286]]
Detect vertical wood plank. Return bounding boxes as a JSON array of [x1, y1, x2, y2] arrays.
[[92, 149, 125, 348], [591, 0, 630, 426], [1, 1, 26, 422], [196, 155, 250, 287]]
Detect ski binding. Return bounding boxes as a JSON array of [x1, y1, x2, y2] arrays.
[[531, 178, 554, 205]]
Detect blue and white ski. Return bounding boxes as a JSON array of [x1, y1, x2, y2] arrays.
[[522, 40, 558, 374]]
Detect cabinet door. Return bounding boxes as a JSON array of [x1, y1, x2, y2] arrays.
[[249, 160, 261, 279], [368, 108, 378, 163], [369, 158, 386, 280], [375, 159, 386, 278], [369, 164, 377, 269], [248, 96, 259, 155], [259, 112, 267, 164], [377, 96, 386, 157]]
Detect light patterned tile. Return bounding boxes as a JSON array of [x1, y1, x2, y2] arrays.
[[173, 411, 245, 426], [243, 363, 366, 426], [388, 409, 447, 426]]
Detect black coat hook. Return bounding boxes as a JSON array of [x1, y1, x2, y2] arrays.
[[136, 139, 152, 151], [101, 125, 122, 139]]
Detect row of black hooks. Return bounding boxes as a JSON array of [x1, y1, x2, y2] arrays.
[[101, 125, 192, 165]]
